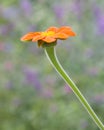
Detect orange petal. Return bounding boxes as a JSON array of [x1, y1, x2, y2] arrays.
[[21, 32, 41, 41], [58, 26, 72, 32], [63, 30, 76, 36], [42, 36, 56, 43], [32, 34, 45, 42], [46, 26, 58, 33], [58, 26, 76, 36], [54, 33, 69, 39]]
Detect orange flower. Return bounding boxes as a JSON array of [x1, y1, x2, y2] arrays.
[[21, 26, 76, 47]]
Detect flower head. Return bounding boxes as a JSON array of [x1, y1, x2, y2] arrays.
[[21, 26, 76, 47]]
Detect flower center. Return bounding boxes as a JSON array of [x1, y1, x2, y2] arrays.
[[42, 31, 55, 37]]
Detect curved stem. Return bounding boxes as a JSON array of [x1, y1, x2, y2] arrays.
[[45, 46, 104, 130]]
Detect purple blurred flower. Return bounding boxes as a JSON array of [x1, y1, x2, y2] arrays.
[[94, 6, 104, 35], [87, 67, 99, 76], [23, 66, 42, 90], [64, 84, 72, 94], [28, 25, 36, 32], [93, 94, 104, 104], [20, 0, 32, 16], [53, 5, 65, 24], [70, 0, 83, 20], [1, 7, 19, 19], [84, 48, 94, 58], [54, 6, 64, 19], [97, 16, 104, 34], [42, 88, 53, 98], [0, 23, 14, 35], [4, 43, 13, 53]]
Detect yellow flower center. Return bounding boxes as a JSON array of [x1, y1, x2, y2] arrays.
[[42, 31, 55, 37]]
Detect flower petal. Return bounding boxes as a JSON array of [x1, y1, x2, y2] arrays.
[[21, 32, 41, 41], [63, 30, 76, 36], [46, 26, 58, 33], [43, 36, 56, 43], [57, 26, 76, 36], [58, 26, 72, 32], [54, 33, 69, 39], [32, 34, 45, 42]]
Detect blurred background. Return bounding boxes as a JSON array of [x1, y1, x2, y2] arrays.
[[0, 0, 104, 130]]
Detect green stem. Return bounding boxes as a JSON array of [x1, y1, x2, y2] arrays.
[[45, 46, 104, 130]]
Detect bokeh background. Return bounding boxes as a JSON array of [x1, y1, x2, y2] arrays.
[[0, 0, 104, 130]]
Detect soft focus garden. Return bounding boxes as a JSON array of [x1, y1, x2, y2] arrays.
[[0, 0, 104, 130]]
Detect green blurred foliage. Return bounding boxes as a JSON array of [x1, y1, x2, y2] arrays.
[[0, 0, 104, 130]]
